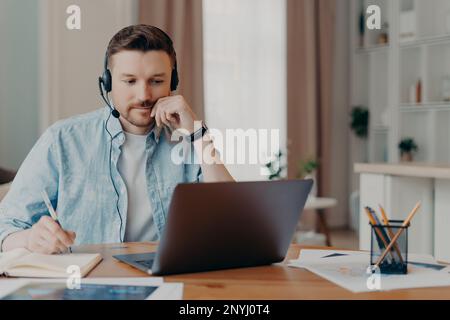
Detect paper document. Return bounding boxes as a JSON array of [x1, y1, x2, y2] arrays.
[[288, 249, 450, 293]]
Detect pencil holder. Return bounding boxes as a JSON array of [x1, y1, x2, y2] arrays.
[[370, 220, 408, 274]]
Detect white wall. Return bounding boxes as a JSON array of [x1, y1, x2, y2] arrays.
[[0, 0, 40, 170], [40, 0, 138, 132]]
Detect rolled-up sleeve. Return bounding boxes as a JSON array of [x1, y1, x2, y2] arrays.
[[0, 128, 59, 251]]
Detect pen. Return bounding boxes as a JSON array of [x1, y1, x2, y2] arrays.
[[41, 190, 72, 254]]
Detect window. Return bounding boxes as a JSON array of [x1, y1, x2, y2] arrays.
[[203, 0, 287, 181]]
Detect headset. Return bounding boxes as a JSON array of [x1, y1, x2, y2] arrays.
[[98, 27, 179, 242], [98, 54, 179, 117]]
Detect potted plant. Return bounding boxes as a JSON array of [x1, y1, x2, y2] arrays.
[[350, 106, 369, 138], [350, 106, 370, 163], [263, 151, 286, 180], [297, 157, 319, 197], [398, 138, 418, 162]]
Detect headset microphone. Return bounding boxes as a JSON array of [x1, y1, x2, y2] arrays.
[[98, 75, 120, 118]]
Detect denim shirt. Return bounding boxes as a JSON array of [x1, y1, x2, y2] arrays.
[[0, 107, 202, 250]]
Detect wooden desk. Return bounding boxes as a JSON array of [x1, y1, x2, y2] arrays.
[[72, 242, 450, 299]]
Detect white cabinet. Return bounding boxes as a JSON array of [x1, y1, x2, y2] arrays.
[[356, 163, 450, 262], [434, 179, 450, 262]]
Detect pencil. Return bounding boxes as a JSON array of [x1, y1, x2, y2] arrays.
[[373, 201, 421, 270], [41, 191, 57, 221], [379, 205, 404, 264], [41, 190, 72, 254], [364, 207, 396, 263]]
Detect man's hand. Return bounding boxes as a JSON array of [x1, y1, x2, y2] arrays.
[[150, 95, 198, 134], [26, 216, 76, 254]]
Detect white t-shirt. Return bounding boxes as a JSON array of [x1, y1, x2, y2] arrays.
[[118, 132, 158, 242]]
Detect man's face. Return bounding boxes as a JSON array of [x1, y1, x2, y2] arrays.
[[110, 50, 172, 132]]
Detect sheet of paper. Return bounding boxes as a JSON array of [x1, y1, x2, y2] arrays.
[[149, 283, 183, 300], [288, 249, 450, 293]]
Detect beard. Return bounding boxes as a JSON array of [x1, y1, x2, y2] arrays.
[[121, 101, 156, 128]]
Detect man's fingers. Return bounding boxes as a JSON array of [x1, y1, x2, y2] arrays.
[[44, 223, 73, 248], [160, 110, 171, 127], [150, 101, 164, 118], [166, 113, 178, 126], [39, 228, 67, 253], [35, 237, 53, 254], [67, 231, 76, 241], [40, 216, 61, 234], [155, 108, 165, 127], [54, 229, 74, 247], [150, 105, 156, 117], [39, 216, 73, 248], [36, 233, 61, 254]]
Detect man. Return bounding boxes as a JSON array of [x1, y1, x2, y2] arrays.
[[0, 25, 234, 254]]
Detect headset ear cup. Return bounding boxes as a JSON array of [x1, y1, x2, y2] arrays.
[[102, 69, 112, 93], [170, 68, 179, 91]]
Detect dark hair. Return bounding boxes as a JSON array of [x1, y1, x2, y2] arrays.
[[106, 24, 177, 69]]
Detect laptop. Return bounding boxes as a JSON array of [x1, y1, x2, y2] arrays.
[[113, 179, 313, 276]]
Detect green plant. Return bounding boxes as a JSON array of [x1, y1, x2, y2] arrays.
[[398, 138, 418, 154], [297, 157, 319, 179], [264, 151, 286, 180], [350, 106, 369, 138]]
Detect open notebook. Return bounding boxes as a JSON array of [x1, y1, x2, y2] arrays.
[[0, 248, 102, 278]]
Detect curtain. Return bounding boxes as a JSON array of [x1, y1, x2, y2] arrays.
[[287, 0, 335, 193], [287, 0, 338, 227], [139, 0, 205, 120]]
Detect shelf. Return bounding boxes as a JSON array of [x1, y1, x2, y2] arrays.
[[355, 44, 390, 54], [400, 34, 450, 48], [371, 125, 389, 132], [399, 103, 450, 112], [350, 0, 450, 165]]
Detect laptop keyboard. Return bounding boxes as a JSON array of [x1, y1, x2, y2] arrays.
[[136, 260, 154, 268]]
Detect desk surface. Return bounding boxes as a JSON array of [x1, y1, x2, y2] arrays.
[[69, 242, 450, 299]]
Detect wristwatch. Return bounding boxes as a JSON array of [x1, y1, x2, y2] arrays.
[[190, 122, 208, 142]]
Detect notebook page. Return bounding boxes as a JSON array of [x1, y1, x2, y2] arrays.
[[0, 248, 31, 274], [6, 253, 102, 278]]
